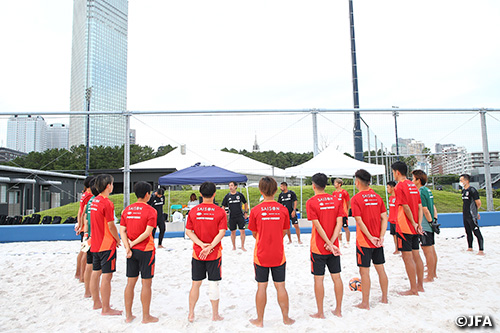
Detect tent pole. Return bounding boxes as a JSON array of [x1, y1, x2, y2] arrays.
[[245, 184, 251, 211], [300, 176, 303, 218], [352, 176, 356, 196], [168, 186, 171, 222], [383, 173, 389, 210]]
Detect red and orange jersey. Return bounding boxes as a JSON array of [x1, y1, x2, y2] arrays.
[[89, 195, 116, 253], [120, 202, 157, 251], [394, 179, 421, 235], [351, 189, 386, 249], [333, 188, 350, 216], [248, 201, 290, 267], [306, 193, 345, 255], [388, 195, 397, 224], [186, 203, 227, 261], [80, 191, 93, 215]]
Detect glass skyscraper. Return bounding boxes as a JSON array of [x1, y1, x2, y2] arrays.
[[69, 0, 128, 148]]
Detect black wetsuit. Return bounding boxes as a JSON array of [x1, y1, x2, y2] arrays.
[[462, 186, 484, 251], [148, 194, 165, 246]]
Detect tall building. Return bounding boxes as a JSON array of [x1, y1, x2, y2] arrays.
[[68, 0, 128, 148], [6, 115, 47, 153], [252, 134, 260, 152], [47, 123, 70, 150], [129, 129, 136, 145]]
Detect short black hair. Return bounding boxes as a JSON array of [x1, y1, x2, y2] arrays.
[[412, 169, 428, 186], [355, 169, 371, 185], [89, 177, 99, 196], [460, 174, 471, 181], [95, 174, 114, 193], [387, 181, 396, 187], [281, 182, 288, 187], [229, 181, 238, 187], [391, 161, 408, 176], [134, 181, 152, 199], [83, 176, 95, 189], [311, 173, 328, 190], [156, 188, 164, 196], [200, 181, 216, 198]]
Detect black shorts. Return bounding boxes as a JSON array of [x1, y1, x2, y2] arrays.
[[127, 249, 155, 279], [290, 215, 298, 225], [397, 233, 420, 252], [356, 246, 385, 267], [92, 250, 116, 274], [342, 217, 349, 228], [80, 233, 84, 242], [192, 257, 222, 281], [419, 231, 435, 247], [254, 263, 286, 283], [86, 251, 93, 265], [389, 223, 396, 235], [228, 216, 245, 231], [311, 252, 341, 276]]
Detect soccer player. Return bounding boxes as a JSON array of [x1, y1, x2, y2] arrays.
[[249, 177, 295, 327], [75, 175, 94, 281], [278, 181, 301, 244], [387, 181, 400, 255], [459, 174, 484, 255], [391, 161, 424, 296], [306, 173, 344, 318], [82, 178, 99, 298], [351, 169, 388, 309], [89, 174, 122, 315], [333, 178, 351, 247], [120, 181, 159, 324], [148, 188, 166, 248], [222, 181, 249, 251], [186, 181, 227, 322], [412, 170, 438, 282]]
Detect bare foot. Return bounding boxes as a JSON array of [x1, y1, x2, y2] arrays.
[[84, 292, 91, 298], [354, 302, 370, 310], [249, 318, 263, 327], [418, 286, 425, 292], [158, 245, 164, 249], [283, 317, 295, 325], [392, 250, 400, 255], [125, 315, 136, 323], [102, 308, 123, 316], [93, 302, 102, 310], [298, 240, 302, 244], [331, 308, 342, 317], [398, 289, 419, 296], [241, 247, 247, 252], [142, 315, 159, 323], [466, 248, 473, 252], [424, 276, 434, 283], [212, 314, 224, 321], [75, 274, 80, 280], [188, 313, 195, 322], [232, 247, 236, 251], [310, 312, 325, 319], [287, 241, 292, 244], [477, 251, 485, 256], [380, 297, 388, 304]]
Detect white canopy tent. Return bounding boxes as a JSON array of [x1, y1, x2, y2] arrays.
[[284, 145, 388, 213]]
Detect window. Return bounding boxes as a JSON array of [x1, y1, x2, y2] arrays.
[[0, 185, 6, 203]]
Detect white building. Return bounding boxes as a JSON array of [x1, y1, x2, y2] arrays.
[[6, 115, 47, 153], [46, 123, 69, 150]]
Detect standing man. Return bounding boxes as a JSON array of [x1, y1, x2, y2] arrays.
[[412, 170, 438, 282], [459, 174, 484, 255], [333, 178, 351, 247], [222, 181, 249, 251], [387, 181, 400, 255], [120, 181, 159, 324], [89, 174, 122, 315], [350, 169, 388, 309], [76, 175, 95, 282], [248, 177, 295, 327], [148, 188, 165, 249], [306, 173, 344, 318], [391, 161, 425, 296], [82, 178, 99, 298], [278, 182, 301, 244], [186, 182, 227, 322]]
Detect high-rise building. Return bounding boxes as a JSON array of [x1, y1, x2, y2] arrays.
[[47, 123, 70, 150], [129, 129, 136, 145], [6, 115, 47, 153], [68, 0, 128, 148]]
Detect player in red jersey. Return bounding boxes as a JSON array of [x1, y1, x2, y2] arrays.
[[333, 178, 351, 247], [185, 181, 227, 323], [120, 181, 159, 324], [391, 161, 424, 296], [387, 181, 400, 255], [248, 177, 295, 328], [82, 178, 99, 298], [306, 173, 344, 318], [89, 174, 122, 315], [351, 169, 388, 309], [75, 175, 94, 281]]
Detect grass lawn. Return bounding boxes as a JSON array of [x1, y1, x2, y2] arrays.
[[35, 185, 500, 222]]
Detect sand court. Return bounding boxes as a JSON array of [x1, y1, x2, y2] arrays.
[[0, 226, 499, 332]]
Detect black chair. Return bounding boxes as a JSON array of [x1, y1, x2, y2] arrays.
[[31, 214, 41, 225], [22, 216, 32, 224], [13, 216, 22, 225], [52, 216, 62, 224], [63, 217, 76, 224], [5, 217, 14, 225], [0, 215, 7, 225], [41, 216, 52, 224]]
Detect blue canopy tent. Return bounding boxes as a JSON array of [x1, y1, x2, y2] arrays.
[[158, 164, 249, 222]]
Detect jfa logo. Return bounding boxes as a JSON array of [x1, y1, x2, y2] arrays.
[[455, 315, 493, 328]]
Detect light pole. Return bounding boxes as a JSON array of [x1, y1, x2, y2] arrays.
[[392, 106, 399, 161], [349, 0, 363, 161], [85, 87, 92, 176]]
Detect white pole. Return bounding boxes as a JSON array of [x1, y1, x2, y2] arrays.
[[479, 109, 494, 211], [246, 184, 251, 210]]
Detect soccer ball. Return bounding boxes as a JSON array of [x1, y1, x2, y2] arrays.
[[349, 277, 362, 291]]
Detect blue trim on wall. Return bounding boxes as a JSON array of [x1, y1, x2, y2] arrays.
[[1, 212, 499, 243]]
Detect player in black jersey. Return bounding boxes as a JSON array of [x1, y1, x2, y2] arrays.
[[278, 182, 301, 244], [460, 174, 484, 255], [222, 181, 248, 251]]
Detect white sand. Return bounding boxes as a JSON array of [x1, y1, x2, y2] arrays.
[[0, 227, 499, 332]]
